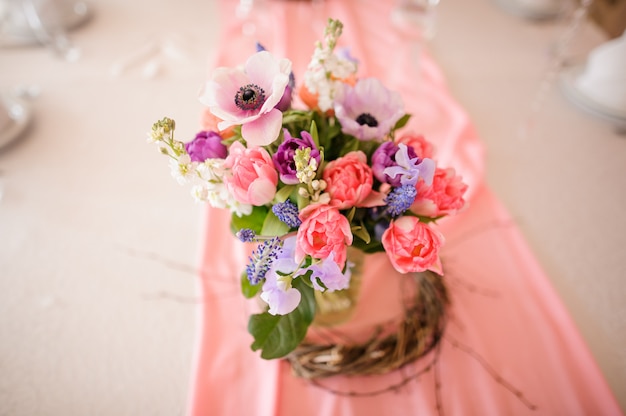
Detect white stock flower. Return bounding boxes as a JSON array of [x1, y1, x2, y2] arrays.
[[228, 198, 253, 217], [169, 154, 196, 185], [303, 42, 357, 112], [197, 158, 226, 182]]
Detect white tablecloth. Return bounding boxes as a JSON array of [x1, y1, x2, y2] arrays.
[[0, 0, 623, 414]]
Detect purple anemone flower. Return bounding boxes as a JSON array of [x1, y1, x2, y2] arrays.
[[334, 78, 404, 141], [185, 131, 227, 162], [272, 129, 321, 184]]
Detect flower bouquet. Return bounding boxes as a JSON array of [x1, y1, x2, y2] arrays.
[[148, 19, 467, 376]]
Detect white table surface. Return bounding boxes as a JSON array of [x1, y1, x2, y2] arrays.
[[0, 0, 624, 415]]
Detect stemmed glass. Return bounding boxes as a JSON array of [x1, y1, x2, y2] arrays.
[[390, 0, 440, 41]]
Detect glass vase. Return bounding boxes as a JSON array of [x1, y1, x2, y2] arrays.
[[312, 247, 365, 327]]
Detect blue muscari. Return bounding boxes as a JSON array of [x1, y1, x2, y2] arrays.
[[272, 200, 302, 228], [237, 228, 256, 243], [385, 184, 417, 217], [245, 237, 282, 285]]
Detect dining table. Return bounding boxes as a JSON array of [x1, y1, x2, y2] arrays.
[[0, 0, 624, 415]]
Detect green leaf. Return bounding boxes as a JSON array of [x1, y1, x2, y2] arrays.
[[296, 189, 309, 211], [351, 222, 371, 244], [275, 185, 296, 203], [310, 120, 320, 148], [393, 113, 411, 131], [248, 279, 316, 359], [230, 205, 268, 235], [241, 271, 261, 299], [339, 136, 360, 157], [261, 210, 290, 236], [345, 207, 356, 223]]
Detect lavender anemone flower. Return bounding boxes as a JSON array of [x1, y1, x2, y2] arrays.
[[334, 78, 404, 141], [199, 51, 292, 147], [185, 131, 227, 162], [272, 129, 321, 184]]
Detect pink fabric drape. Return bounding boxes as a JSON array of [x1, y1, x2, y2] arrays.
[[188, 1, 622, 414]]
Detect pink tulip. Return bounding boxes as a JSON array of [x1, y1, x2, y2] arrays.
[[381, 216, 444, 274], [396, 133, 435, 159], [295, 204, 353, 268], [323, 151, 376, 209], [411, 167, 467, 217], [223, 141, 278, 206]]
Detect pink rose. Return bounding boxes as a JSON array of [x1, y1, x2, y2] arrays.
[[323, 151, 374, 209], [295, 204, 353, 268], [396, 133, 435, 159], [381, 216, 444, 274], [223, 141, 278, 206], [411, 167, 467, 217]]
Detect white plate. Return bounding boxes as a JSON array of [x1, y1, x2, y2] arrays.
[[0, 96, 32, 150], [492, 0, 564, 20], [559, 64, 626, 128], [0, 1, 92, 47]]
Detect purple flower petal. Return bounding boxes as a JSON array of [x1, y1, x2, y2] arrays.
[[308, 253, 351, 292]]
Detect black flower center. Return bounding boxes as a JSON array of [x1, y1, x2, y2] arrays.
[[234, 83, 266, 111], [356, 113, 378, 127]]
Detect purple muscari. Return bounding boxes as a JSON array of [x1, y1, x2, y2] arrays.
[[308, 253, 351, 292], [383, 143, 435, 187], [385, 184, 418, 217], [272, 200, 302, 228], [245, 237, 283, 285], [236, 228, 256, 243], [185, 131, 227, 162], [272, 130, 321, 185]]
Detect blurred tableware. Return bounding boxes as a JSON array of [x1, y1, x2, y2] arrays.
[[390, 0, 440, 40], [493, 0, 569, 20], [559, 30, 626, 130], [0, 0, 90, 60], [0, 94, 32, 150]]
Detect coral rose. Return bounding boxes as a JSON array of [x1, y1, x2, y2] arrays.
[[223, 141, 278, 206], [323, 151, 376, 209], [295, 204, 353, 268], [381, 216, 444, 274], [411, 167, 468, 217]]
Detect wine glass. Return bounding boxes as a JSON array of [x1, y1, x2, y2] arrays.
[[390, 0, 440, 41]]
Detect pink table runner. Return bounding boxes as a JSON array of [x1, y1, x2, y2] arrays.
[[188, 1, 621, 414]]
